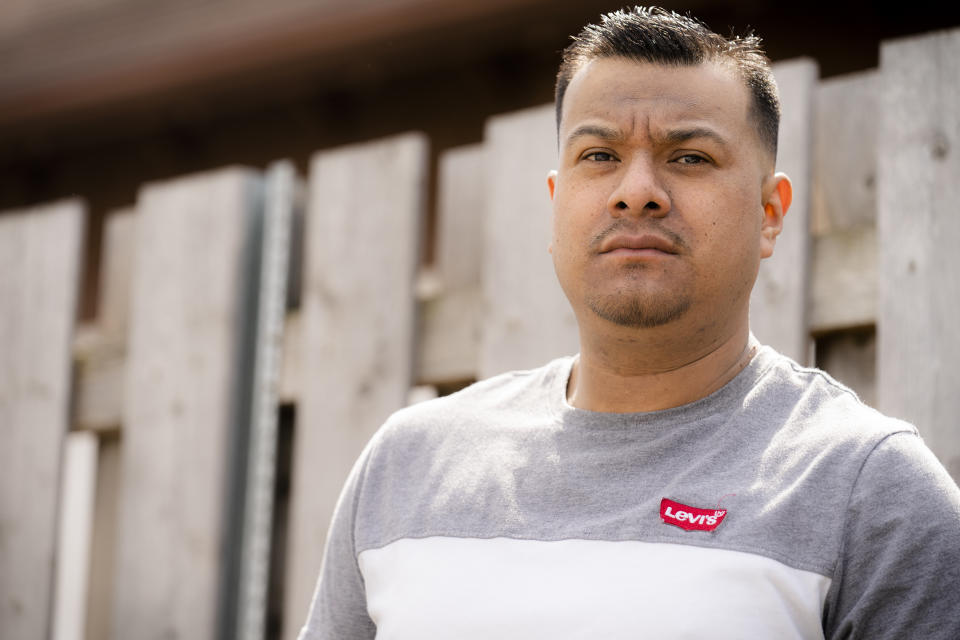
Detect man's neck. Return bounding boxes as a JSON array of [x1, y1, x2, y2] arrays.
[[567, 322, 759, 413]]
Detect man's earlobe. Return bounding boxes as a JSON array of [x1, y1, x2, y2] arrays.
[[547, 170, 558, 201]]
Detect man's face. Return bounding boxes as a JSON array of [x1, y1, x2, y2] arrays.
[[549, 57, 786, 332]]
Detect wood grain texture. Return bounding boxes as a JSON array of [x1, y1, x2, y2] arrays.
[[418, 144, 485, 383], [877, 29, 960, 480], [283, 134, 427, 639], [809, 226, 877, 332], [72, 335, 125, 433], [480, 104, 578, 377], [418, 285, 483, 384], [436, 144, 485, 291], [112, 168, 261, 639], [72, 210, 135, 432], [97, 210, 137, 336], [811, 71, 879, 235], [0, 200, 85, 640], [750, 59, 817, 363]]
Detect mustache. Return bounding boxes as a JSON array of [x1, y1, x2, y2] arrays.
[[588, 219, 689, 253]]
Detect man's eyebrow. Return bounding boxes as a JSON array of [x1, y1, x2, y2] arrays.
[[563, 124, 731, 149], [563, 124, 623, 147], [661, 126, 730, 148]]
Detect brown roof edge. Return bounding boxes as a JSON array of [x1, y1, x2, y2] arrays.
[[0, 0, 549, 129]]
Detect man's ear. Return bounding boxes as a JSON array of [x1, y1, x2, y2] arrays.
[[547, 170, 558, 254], [760, 172, 792, 259]]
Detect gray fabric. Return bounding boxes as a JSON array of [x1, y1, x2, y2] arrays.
[[298, 346, 960, 639]]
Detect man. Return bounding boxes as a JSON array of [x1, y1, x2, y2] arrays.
[[299, 7, 960, 639]]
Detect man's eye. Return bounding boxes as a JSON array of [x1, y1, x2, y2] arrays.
[[675, 154, 708, 165], [584, 151, 616, 162]]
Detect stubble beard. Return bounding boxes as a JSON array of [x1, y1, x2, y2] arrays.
[[584, 265, 692, 328]]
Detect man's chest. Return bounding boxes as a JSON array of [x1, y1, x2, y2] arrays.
[[357, 535, 829, 639]]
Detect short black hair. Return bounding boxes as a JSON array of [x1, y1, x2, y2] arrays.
[[556, 6, 780, 156]]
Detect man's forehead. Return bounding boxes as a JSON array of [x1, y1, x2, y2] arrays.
[[558, 57, 758, 151], [559, 57, 751, 131]]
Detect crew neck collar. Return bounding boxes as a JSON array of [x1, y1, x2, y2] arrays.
[[550, 344, 779, 431]]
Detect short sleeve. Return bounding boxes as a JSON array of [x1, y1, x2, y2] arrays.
[[296, 443, 378, 640], [824, 431, 960, 638]]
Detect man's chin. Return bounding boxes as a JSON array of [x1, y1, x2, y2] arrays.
[[585, 295, 692, 329]]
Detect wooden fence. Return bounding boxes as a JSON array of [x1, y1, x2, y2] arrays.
[[2, 27, 959, 640]]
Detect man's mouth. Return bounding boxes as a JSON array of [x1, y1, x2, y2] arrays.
[[599, 233, 680, 255]]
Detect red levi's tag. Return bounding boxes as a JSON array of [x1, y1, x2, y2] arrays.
[[660, 498, 727, 532]]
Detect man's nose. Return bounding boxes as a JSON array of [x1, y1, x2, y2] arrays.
[[606, 156, 671, 218]]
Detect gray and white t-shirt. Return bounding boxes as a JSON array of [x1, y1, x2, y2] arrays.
[[299, 346, 960, 639]]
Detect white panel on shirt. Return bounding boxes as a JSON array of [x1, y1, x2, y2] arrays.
[[359, 537, 830, 639]]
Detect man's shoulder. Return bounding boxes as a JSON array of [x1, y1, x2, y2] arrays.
[[756, 345, 916, 438], [375, 355, 572, 443]]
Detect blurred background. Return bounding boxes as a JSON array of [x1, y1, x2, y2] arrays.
[[4, 0, 960, 284], [2, 1, 960, 639]]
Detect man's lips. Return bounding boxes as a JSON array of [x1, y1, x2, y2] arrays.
[[598, 234, 680, 255]]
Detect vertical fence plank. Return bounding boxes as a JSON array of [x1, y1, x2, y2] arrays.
[[481, 105, 578, 377], [98, 210, 137, 336], [809, 227, 877, 334], [750, 59, 817, 364], [283, 134, 427, 639], [418, 144, 485, 384], [878, 29, 960, 480], [812, 71, 879, 235], [112, 169, 263, 639], [74, 209, 135, 433], [0, 200, 85, 640], [808, 71, 879, 337], [437, 144, 485, 292]]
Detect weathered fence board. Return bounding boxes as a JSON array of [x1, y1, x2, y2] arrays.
[[112, 169, 262, 639], [283, 134, 427, 640], [480, 104, 578, 377], [72, 335, 124, 434], [810, 226, 877, 333], [0, 200, 85, 640], [437, 144, 485, 291], [808, 71, 879, 335], [73, 209, 134, 433], [418, 286, 483, 384], [812, 71, 879, 234], [419, 144, 485, 383], [98, 210, 137, 336], [878, 30, 960, 480], [750, 59, 817, 364]]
